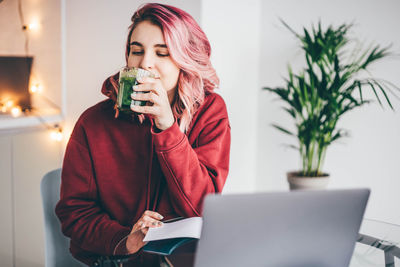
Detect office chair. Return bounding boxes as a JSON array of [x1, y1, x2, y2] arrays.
[[40, 168, 86, 267]]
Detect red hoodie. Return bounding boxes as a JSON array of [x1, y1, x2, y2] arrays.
[[55, 75, 231, 265]]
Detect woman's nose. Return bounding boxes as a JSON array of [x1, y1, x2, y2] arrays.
[[139, 52, 155, 70]]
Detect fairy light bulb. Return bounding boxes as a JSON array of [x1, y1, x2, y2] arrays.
[[5, 100, 14, 108], [11, 106, 22, 117], [30, 83, 43, 94], [50, 127, 63, 142], [30, 84, 38, 93], [28, 22, 39, 30], [22, 18, 40, 32]]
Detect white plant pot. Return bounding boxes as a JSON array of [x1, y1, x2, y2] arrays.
[[287, 171, 330, 190]]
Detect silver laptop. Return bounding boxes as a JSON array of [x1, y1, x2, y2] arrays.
[[194, 189, 370, 267]]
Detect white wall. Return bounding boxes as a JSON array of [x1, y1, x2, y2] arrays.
[[201, 0, 260, 192], [0, 136, 13, 267], [257, 0, 400, 224]]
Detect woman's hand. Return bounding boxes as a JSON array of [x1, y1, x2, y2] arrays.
[[130, 76, 175, 131], [125, 210, 164, 254]]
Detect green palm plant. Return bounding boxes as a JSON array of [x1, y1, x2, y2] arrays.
[[263, 21, 399, 177]]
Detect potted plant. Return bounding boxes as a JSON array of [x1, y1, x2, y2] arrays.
[[263, 21, 399, 190]]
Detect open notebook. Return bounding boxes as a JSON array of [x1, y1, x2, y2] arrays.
[[142, 217, 202, 255]]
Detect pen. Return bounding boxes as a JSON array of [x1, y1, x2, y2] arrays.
[[162, 217, 184, 223]]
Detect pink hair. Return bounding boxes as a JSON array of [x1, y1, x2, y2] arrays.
[[125, 3, 219, 132]]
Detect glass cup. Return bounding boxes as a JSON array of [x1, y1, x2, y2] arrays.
[[117, 67, 155, 114]]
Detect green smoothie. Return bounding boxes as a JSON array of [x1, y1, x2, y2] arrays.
[[117, 67, 154, 114]]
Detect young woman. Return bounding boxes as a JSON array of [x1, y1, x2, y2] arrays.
[[56, 3, 230, 266]]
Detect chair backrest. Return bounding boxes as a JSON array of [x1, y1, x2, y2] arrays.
[[40, 168, 86, 267]]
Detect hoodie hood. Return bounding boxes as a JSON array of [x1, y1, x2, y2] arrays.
[[101, 72, 119, 102]]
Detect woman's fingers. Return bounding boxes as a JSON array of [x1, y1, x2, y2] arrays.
[[136, 76, 160, 86], [135, 218, 163, 235], [143, 210, 164, 220], [133, 77, 167, 97], [130, 104, 160, 116], [135, 219, 162, 230], [132, 83, 158, 94], [125, 210, 165, 254], [140, 215, 163, 227], [131, 91, 159, 103], [131, 210, 164, 232], [131, 76, 174, 131]]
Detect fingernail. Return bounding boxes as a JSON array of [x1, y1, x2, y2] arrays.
[[132, 85, 138, 90], [158, 214, 164, 219], [158, 222, 163, 226], [131, 92, 137, 97]]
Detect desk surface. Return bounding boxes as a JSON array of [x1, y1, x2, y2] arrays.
[[99, 218, 400, 267], [351, 219, 400, 266]]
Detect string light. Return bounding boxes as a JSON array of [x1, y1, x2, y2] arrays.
[[22, 21, 40, 31], [13, 0, 63, 142], [11, 106, 22, 117], [0, 99, 16, 114], [28, 22, 39, 31], [5, 100, 14, 108], [30, 83, 43, 93], [50, 126, 63, 142]]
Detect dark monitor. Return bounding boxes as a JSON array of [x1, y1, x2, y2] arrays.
[[0, 56, 33, 111]]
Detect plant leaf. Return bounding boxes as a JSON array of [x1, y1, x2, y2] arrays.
[[271, 124, 294, 136]]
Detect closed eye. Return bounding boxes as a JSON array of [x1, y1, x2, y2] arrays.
[[130, 50, 169, 57], [131, 51, 143, 55]]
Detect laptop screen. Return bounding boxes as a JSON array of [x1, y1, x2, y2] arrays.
[[0, 56, 33, 112]]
